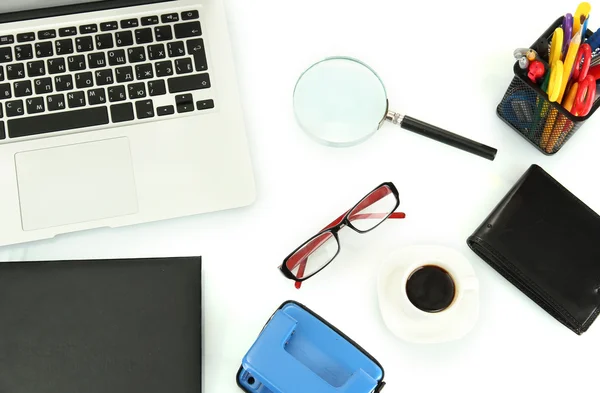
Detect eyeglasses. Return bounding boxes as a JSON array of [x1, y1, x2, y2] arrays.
[[279, 182, 406, 289]]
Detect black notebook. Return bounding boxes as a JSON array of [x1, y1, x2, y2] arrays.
[[0, 256, 202, 392]]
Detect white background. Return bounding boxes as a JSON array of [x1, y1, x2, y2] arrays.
[[1, 0, 600, 392]]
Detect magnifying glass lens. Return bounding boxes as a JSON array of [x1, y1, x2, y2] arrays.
[[293, 57, 388, 147]]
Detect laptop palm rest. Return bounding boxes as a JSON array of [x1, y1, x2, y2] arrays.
[[15, 137, 139, 231]]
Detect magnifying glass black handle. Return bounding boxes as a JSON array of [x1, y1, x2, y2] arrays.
[[400, 116, 497, 161]]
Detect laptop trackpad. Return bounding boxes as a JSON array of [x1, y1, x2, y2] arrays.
[[15, 138, 139, 231]]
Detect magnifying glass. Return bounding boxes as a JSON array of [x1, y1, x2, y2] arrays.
[[293, 57, 498, 161]]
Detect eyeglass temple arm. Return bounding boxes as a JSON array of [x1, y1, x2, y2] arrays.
[[292, 188, 406, 289]]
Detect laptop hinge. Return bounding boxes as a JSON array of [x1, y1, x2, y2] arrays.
[[0, 0, 174, 24]]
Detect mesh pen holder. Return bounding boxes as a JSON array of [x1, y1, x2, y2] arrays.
[[497, 17, 600, 155]]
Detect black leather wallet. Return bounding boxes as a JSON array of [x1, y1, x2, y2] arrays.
[[467, 164, 600, 335]]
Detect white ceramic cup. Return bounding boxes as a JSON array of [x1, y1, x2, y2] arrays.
[[377, 245, 479, 344]]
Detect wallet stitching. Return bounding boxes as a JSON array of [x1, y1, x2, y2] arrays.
[[470, 236, 582, 329]]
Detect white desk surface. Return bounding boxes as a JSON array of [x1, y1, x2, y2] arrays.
[[1, 0, 599, 391]]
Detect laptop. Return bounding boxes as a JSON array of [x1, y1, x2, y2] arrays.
[[0, 0, 256, 247]]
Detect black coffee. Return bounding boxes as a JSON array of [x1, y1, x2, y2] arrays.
[[406, 265, 456, 313]]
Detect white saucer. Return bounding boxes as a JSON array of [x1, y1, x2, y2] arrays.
[[377, 245, 479, 344]]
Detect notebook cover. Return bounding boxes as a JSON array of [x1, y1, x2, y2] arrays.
[[467, 165, 600, 334], [0, 256, 202, 392]]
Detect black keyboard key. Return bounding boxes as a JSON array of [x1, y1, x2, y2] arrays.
[[135, 28, 154, 44], [115, 66, 134, 83], [35, 42, 54, 58], [136, 99, 154, 119], [148, 79, 166, 96], [0, 122, 4, 139], [182, 10, 199, 20], [17, 32, 35, 42], [6, 100, 24, 117], [100, 21, 118, 31], [76, 36, 94, 52], [79, 24, 98, 34], [177, 102, 194, 113], [0, 48, 12, 63], [8, 107, 109, 138], [56, 39, 74, 55], [127, 47, 146, 63], [108, 49, 127, 66], [148, 44, 166, 60], [96, 33, 114, 50], [116, 31, 134, 47], [154, 26, 173, 42], [186, 38, 208, 72], [47, 94, 66, 111], [26, 97, 45, 114], [174, 21, 202, 39], [47, 58, 67, 74], [121, 19, 139, 29], [155, 60, 173, 77], [7, 64, 25, 80], [157, 105, 174, 116], [15, 44, 33, 61], [0, 83, 11, 99], [176, 93, 192, 105], [58, 27, 77, 37], [27, 61, 45, 77], [168, 73, 210, 93], [88, 52, 107, 69], [108, 85, 126, 102], [111, 102, 134, 123], [197, 99, 214, 111], [38, 29, 57, 40], [161, 13, 179, 23], [95, 69, 114, 86], [0, 35, 14, 45], [67, 91, 86, 108], [34, 77, 53, 94], [175, 58, 193, 74], [14, 81, 32, 97], [128, 82, 146, 99], [168, 41, 185, 57], [0, 66, 3, 81], [55, 74, 74, 91], [87, 88, 106, 105], [67, 55, 86, 72], [136, 63, 153, 80], [75, 72, 94, 89], [121, 19, 140, 29], [141, 16, 159, 26]]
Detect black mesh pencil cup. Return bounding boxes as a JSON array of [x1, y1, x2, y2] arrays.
[[497, 17, 600, 155]]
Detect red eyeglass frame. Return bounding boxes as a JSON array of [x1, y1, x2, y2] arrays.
[[279, 182, 406, 289]]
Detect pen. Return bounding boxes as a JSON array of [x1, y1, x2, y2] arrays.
[[574, 2, 592, 37], [563, 13, 574, 57]]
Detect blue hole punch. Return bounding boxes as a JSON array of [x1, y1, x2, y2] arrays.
[[236, 301, 386, 393]]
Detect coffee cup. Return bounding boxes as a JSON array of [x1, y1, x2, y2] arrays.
[[377, 245, 479, 344]]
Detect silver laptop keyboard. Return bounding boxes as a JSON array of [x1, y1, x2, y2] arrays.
[[0, 9, 213, 142]]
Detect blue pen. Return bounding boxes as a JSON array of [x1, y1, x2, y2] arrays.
[[582, 16, 590, 40]]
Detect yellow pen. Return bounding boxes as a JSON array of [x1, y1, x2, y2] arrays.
[[558, 30, 582, 103], [574, 2, 592, 37]]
